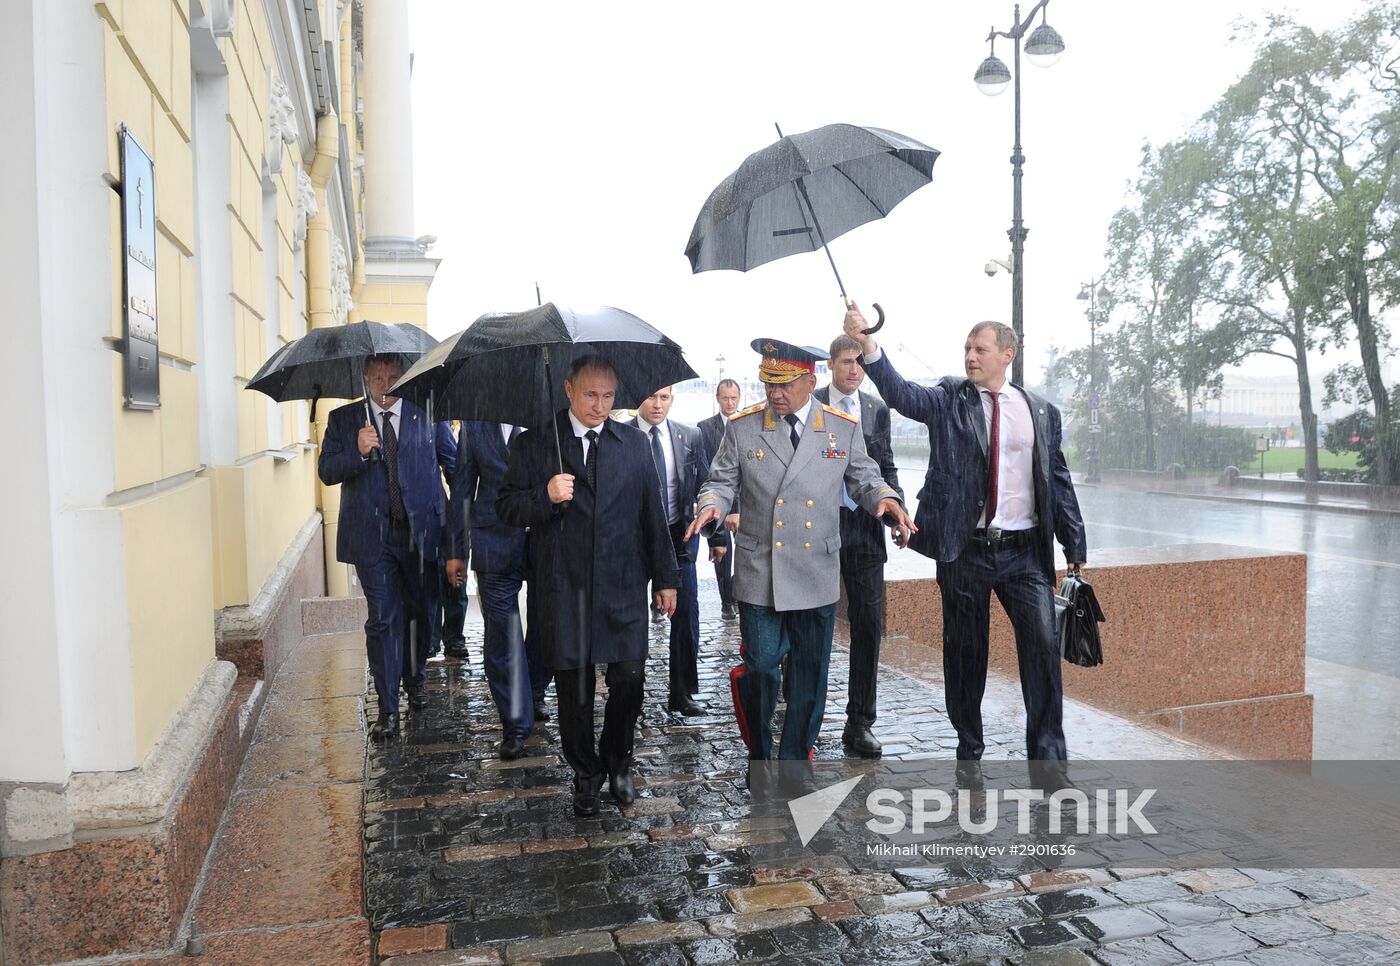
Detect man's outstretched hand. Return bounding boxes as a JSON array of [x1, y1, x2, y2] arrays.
[[685, 505, 722, 543], [876, 498, 917, 544]]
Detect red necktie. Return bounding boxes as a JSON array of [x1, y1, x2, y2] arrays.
[[985, 390, 1000, 525]]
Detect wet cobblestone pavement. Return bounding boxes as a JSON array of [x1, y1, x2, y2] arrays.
[[361, 606, 1400, 965]]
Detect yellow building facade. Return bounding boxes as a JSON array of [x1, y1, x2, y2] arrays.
[[0, 0, 434, 960]]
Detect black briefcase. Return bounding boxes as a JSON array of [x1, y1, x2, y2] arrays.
[[1054, 573, 1105, 668]]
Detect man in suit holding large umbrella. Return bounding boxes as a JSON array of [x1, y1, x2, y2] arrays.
[[319, 353, 457, 739], [497, 355, 678, 817], [843, 305, 1086, 784]]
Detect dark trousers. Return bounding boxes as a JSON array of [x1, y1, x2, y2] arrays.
[[936, 537, 1066, 761], [358, 522, 437, 716], [839, 519, 885, 728], [554, 660, 645, 781], [477, 565, 549, 739], [669, 522, 701, 700], [432, 558, 467, 649], [737, 602, 836, 760], [712, 530, 735, 608]]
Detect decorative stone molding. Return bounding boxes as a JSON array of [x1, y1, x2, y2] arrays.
[[331, 235, 353, 324], [65, 661, 238, 831], [267, 73, 298, 174], [294, 168, 317, 249]]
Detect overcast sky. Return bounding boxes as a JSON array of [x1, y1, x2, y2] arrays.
[[407, 0, 1378, 392]]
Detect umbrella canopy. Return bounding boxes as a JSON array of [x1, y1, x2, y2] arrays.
[[245, 320, 438, 402], [390, 303, 698, 427], [684, 123, 939, 278]]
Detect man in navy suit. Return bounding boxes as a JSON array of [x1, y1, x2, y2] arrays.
[[633, 387, 724, 716], [697, 379, 742, 622], [815, 334, 904, 759], [498, 356, 678, 816], [444, 421, 551, 759], [319, 354, 457, 738], [843, 306, 1087, 776]]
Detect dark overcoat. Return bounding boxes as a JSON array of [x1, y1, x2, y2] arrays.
[[497, 411, 678, 669]]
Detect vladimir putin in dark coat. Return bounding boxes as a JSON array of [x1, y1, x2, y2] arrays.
[[497, 355, 679, 816]]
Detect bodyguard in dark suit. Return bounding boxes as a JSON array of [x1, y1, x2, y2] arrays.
[[697, 379, 743, 622], [843, 306, 1087, 769], [444, 421, 552, 759], [497, 355, 678, 816], [632, 388, 723, 715], [815, 334, 904, 758], [318, 354, 457, 738]]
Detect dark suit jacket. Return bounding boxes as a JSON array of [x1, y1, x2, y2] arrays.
[[630, 417, 724, 553], [318, 399, 457, 566], [698, 411, 741, 515], [815, 385, 904, 563], [497, 411, 679, 668], [861, 352, 1087, 581], [446, 420, 527, 575]]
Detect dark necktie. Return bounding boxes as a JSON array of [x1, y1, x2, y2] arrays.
[[649, 425, 667, 505], [984, 391, 1000, 525], [584, 430, 598, 490], [382, 411, 406, 521], [785, 412, 801, 452]]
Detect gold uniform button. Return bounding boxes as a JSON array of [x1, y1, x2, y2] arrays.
[[775, 520, 784, 528], [805, 521, 813, 529], [804, 542, 812, 550], [777, 498, 785, 506], [806, 500, 814, 507], [775, 541, 783, 549]]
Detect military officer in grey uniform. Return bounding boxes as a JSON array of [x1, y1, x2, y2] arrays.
[[686, 339, 916, 761]]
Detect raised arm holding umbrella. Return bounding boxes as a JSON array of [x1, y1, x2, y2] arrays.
[[684, 122, 940, 333]]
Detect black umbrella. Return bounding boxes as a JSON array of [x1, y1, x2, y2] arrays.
[[685, 123, 940, 331], [246, 320, 438, 461], [391, 302, 698, 476], [246, 320, 438, 404]]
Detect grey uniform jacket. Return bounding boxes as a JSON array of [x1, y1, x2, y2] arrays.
[[697, 402, 901, 612]]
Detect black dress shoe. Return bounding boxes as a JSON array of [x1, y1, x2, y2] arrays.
[[841, 723, 882, 758], [406, 688, 427, 711], [443, 641, 470, 660], [533, 699, 550, 723], [666, 695, 705, 716], [608, 762, 637, 807], [572, 775, 603, 817], [498, 736, 526, 760], [955, 760, 985, 792], [369, 713, 399, 740], [721, 604, 738, 621]]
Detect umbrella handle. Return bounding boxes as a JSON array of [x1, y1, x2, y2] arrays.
[[863, 302, 886, 334]]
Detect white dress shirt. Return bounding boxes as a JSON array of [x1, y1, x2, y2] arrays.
[[979, 384, 1038, 530], [365, 396, 404, 460], [783, 397, 815, 437], [500, 423, 515, 447], [568, 410, 603, 461], [643, 418, 681, 524]]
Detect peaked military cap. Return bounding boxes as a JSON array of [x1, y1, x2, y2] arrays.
[[751, 338, 829, 385]]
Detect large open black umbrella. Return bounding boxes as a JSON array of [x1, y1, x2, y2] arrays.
[[685, 123, 940, 331], [246, 320, 438, 408], [391, 302, 697, 476], [246, 320, 438, 460]]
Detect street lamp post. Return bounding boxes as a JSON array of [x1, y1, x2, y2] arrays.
[[1077, 276, 1110, 483], [974, 0, 1065, 387]]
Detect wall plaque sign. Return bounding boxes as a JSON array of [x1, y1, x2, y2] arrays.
[[120, 125, 159, 410]]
